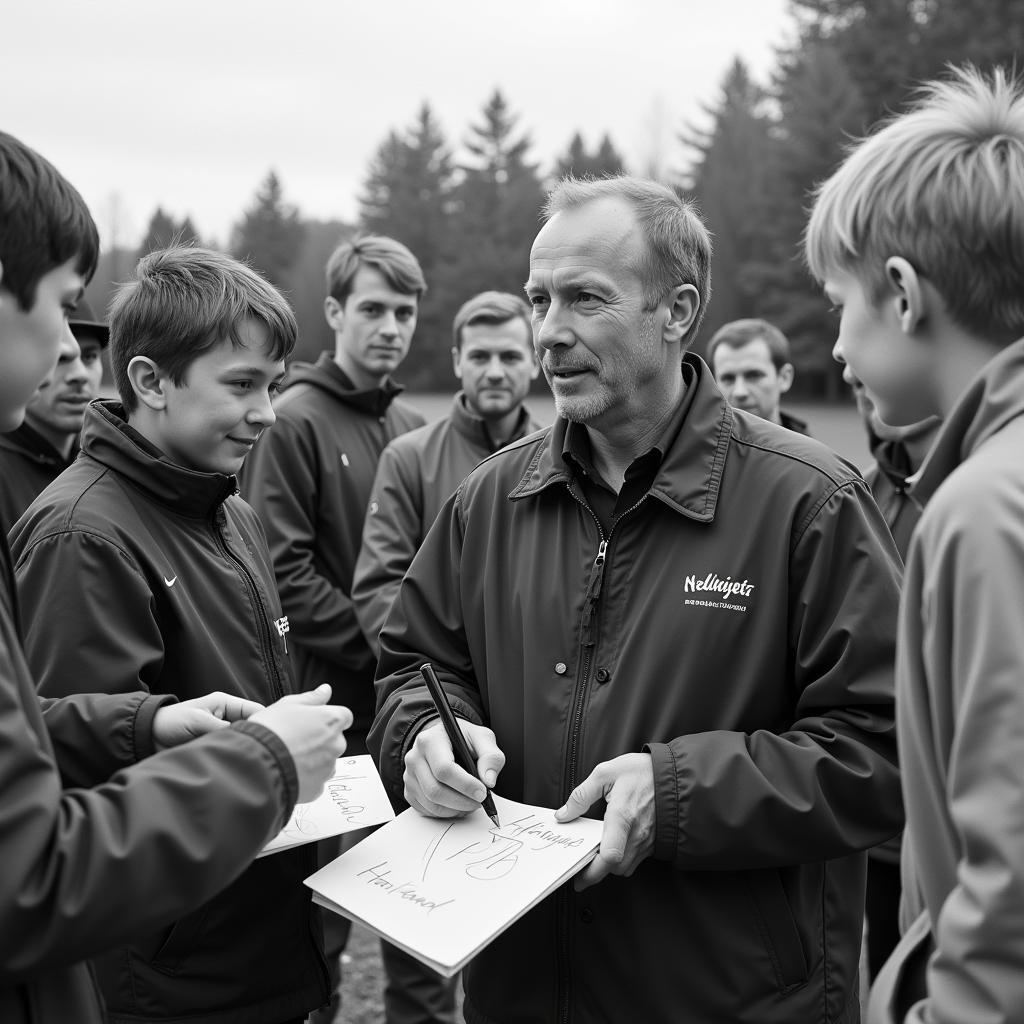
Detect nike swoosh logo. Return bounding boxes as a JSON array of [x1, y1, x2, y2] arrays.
[[164, 575, 177, 587]]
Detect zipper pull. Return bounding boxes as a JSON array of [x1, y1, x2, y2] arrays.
[[581, 540, 608, 644]]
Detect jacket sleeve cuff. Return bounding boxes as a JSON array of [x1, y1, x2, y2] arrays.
[[644, 741, 681, 861], [232, 720, 300, 825], [131, 693, 177, 761]]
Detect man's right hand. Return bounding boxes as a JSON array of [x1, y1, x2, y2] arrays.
[[250, 684, 352, 802], [403, 718, 505, 818]]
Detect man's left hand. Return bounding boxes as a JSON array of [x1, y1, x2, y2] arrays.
[[152, 692, 265, 751], [555, 752, 656, 890]]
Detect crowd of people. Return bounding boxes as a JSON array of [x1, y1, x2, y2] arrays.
[[1, 62, 1023, 1024]]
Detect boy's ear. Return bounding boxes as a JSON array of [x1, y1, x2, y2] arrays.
[[127, 356, 171, 411], [662, 284, 701, 346], [885, 257, 925, 334]]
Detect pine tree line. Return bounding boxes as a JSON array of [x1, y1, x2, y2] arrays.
[[85, 1, 1024, 393]]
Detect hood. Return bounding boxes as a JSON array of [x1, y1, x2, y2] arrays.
[[283, 352, 407, 417]]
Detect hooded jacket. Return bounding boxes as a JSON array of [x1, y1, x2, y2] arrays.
[[8, 401, 326, 1024], [239, 353, 425, 744], [869, 336, 1024, 1024], [0, 422, 75, 536], [0, 531, 300, 1024], [353, 392, 541, 655], [370, 355, 903, 1024]]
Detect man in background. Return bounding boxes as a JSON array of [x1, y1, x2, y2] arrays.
[[353, 290, 541, 655], [0, 296, 107, 534], [708, 317, 810, 434]]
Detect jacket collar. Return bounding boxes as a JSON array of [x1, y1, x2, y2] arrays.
[[284, 352, 406, 417], [82, 400, 237, 518], [509, 354, 732, 523], [0, 420, 73, 468], [912, 335, 1024, 507], [449, 392, 535, 454]]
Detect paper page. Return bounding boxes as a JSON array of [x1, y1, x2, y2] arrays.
[[304, 794, 602, 976], [258, 754, 395, 857]]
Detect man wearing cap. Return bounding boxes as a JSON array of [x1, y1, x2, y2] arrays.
[[0, 296, 107, 535]]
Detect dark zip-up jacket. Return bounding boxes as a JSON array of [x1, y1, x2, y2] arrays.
[[353, 393, 541, 656], [0, 530, 300, 1024], [0, 422, 75, 537], [239, 353, 425, 745], [370, 355, 903, 1024], [9, 400, 327, 1024]]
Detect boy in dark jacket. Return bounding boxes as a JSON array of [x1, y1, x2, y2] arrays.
[[805, 66, 1024, 1024], [0, 131, 350, 1024], [10, 244, 346, 1024]]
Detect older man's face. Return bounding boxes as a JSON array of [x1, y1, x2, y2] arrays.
[[525, 196, 663, 432]]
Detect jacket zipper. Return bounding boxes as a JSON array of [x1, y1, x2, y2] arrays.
[[211, 506, 287, 701], [558, 488, 648, 1024]]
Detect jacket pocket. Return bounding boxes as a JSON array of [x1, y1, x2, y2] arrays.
[[149, 905, 212, 975], [746, 869, 809, 991]]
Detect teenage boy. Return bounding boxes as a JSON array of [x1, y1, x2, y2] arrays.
[[353, 290, 541, 656], [11, 245, 348, 1024], [0, 295, 107, 534], [0, 132, 349, 1024], [805, 66, 1024, 1023], [240, 235, 427, 1024]]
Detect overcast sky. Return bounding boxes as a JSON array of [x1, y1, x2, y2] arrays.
[[2, 0, 796, 249]]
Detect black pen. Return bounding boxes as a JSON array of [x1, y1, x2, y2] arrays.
[[419, 662, 500, 827]]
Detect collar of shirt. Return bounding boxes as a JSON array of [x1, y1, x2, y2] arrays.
[[560, 365, 692, 533]]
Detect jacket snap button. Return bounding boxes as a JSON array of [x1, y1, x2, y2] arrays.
[[580, 908, 594, 923], [595, 668, 610, 684], [554, 662, 567, 675]]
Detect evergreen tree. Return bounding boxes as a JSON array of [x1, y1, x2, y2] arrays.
[[286, 220, 356, 363], [176, 216, 202, 248], [138, 207, 180, 256], [358, 102, 457, 388], [752, 41, 868, 396], [682, 59, 777, 349], [231, 171, 305, 292], [451, 89, 544, 304], [553, 131, 626, 180]]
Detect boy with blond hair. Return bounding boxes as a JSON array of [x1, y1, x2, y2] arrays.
[[11, 245, 350, 1024], [805, 66, 1024, 1023]]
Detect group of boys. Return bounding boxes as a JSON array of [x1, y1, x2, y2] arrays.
[[2, 62, 1024, 1024]]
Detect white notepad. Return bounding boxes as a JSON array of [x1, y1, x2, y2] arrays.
[[258, 754, 395, 857], [304, 794, 602, 976]]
